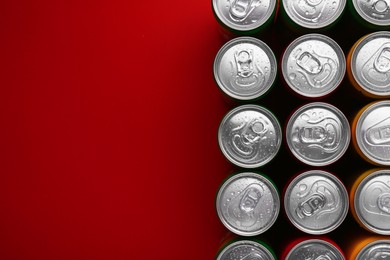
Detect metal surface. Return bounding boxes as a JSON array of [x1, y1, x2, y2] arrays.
[[216, 172, 280, 236], [216, 240, 275, 260], [213, 0, 276, 31], [286, 239, 344, 260], [218, 104, 281, 168], [282, 34, 345, 98], [286, 102, 350, 166], [284, 170, 348, 234], [355, 170, 390, 234], [352, 0, 390, 26], [282, 0, 346, 28], [351, 32, 390, 97], [357, 240, 390, 260], [355, 101, 390, 165], [214, 37, 277, 100]]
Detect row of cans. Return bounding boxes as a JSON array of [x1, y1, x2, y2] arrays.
[[216, 169, 390, 236], [214, 32, 390, 100], [216, 237, 390, 259], [219, 101, 390, 167], [212, 0, 390, 34]]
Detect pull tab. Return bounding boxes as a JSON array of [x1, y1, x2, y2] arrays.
[[372, 0, 389, 16], [296, 193, 326, 218], [378, 193, 390, 214], [365, 116, 390, 146], [240, 184, 264, 213], [299, 126, 327, 144], [306, 0, 324, 7], [229, 0, 260, 22], [314, 255, 333, 260], [235, 50, 254, 78], [374, 47, 390, 73], [297, 51, 323, 74]]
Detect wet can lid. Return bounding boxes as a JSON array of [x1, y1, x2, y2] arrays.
[[216, 172, 280, 236], [355, 101, 390, 166], [352, 0, 390, 27], [286, 239, 344, 260], [282, 34, 345, 98], [214, 37, 277, 100], [356, 240, 390, 259], [284, 170, 349, 234], [286, 102, 350, 166], [350, 32, 390, 97], [216, 240, 275, 260]]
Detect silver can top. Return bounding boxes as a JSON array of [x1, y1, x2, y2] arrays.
[[212, 0, 276, 32], [352, 0, 390, 26], [214, 37, 277, 100], [356, 240, 390, 260], [216, 172, 280, 236], [216, 240, 275, 260], [355, 170, 390, 234], [351, 32, 390, 97], [286, 102, 350, 166], [282, 34, 345, 98], [355, 101, 390, 165], [282, 0, 346, 29], [218, 105, 282, 168], [284, 170, 349, 234], [286, 239, 344, 260]]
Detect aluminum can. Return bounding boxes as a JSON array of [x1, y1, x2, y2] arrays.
[[348, 238, 390, 259], [281, 34, 345, 98], [216, 240, 276, 260], [351, 0, 390, 28], [352, 101, 390, 166], [216, 172, 280, 236], [284, 239, 345, 260], [281, 0, 346, 29], [218, 105, 282, 168], [348, 32, 390, 98], [351, 169, 390, 234], [214, 37, 277, 101], [212, 0, 277, 35], [284, 170, 349, 234], [286, 102, 350, 166]]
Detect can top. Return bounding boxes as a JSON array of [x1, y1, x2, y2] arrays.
[[352, 0, 390, 26], [282, 34, 345, 98], [356, 240, 390, 260], [286, 102, 350, 166], [214, 37, 277, 100], [356, 101, 390, 165], [355, 169, 390, 234], [351, 32, 390, 97], [284, 170, 349, 234], [282, 0, 346, 29], [286, 239, 344, 260], [218, 104, 282, 168], [216, 240, 275, 260], [216, 172, 280, 236], [212, 0, 276, 32]]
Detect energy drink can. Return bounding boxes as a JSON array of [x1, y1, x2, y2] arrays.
[[212, 0, 278, 35], [348, 237, 390, 259], [284, 170, 349, 234], [216, 172, 280, 236], [216, 239, 276, 260], [218, 105, 282, 168], [281, 34, 346, 98], [286, 102, 350, 166], [350, 0, 390, 29], [352, 101, 390, 166], [351, 169, 390, 234], [282, 238, 345, 260], [347, 32, 390, 98], [214, 37, 277, 101], [281, 0, 346, 30]]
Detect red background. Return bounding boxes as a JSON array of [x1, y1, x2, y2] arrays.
[[0, 0, 382, 259]]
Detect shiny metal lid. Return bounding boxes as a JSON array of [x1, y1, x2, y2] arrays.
[[214, 37, 277, 100], [355, 101, 390, 165], [282, 34, 345, 98], [355, 170, 390, 234], [286, 102, 350, 166], [212, 0, 276, 32], [352, 0, 390, 26], [216, 240, 275, 260], [216, 172, 280, 236], [218, 105, 281, 168], [284, 170, 349, 234], [356, 240, 390, 260], [286, 239, 344, 260], [282, 0, 346, 29], [351, 32, 390, 97]]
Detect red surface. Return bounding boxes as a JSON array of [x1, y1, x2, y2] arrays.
[[0, 1, 231, 259]]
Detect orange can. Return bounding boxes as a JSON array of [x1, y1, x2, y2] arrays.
[[347, 236, 390, 259]]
